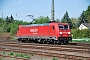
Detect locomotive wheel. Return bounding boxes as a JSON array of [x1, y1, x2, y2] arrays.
[[28, 40, 31, 43], [58, 40, 61, 45], [49, 39, 54, 44], [64, 41, 69, 45], [27, 39, 31, 43], [39, 39, 43, 44], [24, 40, 28, 43], [43, 40, 47, 44], [21, 40, 24, 43], [58, 40, 64, 45], [25, 40, 28, 43], [34, 39, 38, 44], [57, 40, 61, 45], [54, 41, 57, 45], [18, 38, 20, 42], [21, 38, 27, 43]]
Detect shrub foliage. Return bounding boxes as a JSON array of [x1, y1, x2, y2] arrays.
[[71, 29, 90, 38]]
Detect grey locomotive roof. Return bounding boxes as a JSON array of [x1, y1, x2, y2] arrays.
[[82, 23, 90, 28], [22, 23, 50, 27]]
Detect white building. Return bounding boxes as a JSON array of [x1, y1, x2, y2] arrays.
[[79, 23, 90, 30]]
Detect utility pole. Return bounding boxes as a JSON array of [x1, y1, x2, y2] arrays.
[[51, 0, 55, 21], [2, 4, 3, 18], [2, 13, 3, 18]]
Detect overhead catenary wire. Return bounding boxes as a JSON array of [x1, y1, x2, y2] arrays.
[[0, 0, 88, 12], [0, 0, 89, 20], [0, 0, 45, 18], [0, 0, 45, 10], [1, 5, 88, 19]]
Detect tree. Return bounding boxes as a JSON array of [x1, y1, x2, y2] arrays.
[[78, 10, 88, 27], [0, 18, 6, 32], [61, 19, 67, 23], [6, 15, 14, 24], [0, 18, 4, 26], [10, 15, 14, 22], [85, 5, 90, 22], [0, 17, 29, 35], [33, 16, 50, 24], [61, 11, 73, 29], [70, 17, 78, 28], [6, 16, 9, 24], [55, 18, 60, 22]]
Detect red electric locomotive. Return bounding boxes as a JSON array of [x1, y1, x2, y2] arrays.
[[17, 22, 72, 45]]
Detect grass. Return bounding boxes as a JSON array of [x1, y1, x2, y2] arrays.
[[1, 51, 31, 59], [52, 57, 58, 60], [72, 38, 90, 43], [11, 37, 17, 40], [0, 58, 2, 60], [9, 51, 14, 56], [23, 55, 31, 58], [2, 52, 5, 55], [15, 53, 31, 58]]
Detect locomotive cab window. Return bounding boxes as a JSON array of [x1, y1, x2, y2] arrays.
[[64, 25, 68, 29], [58, 25, 64, 29], [58, 25, 68, 29], [52, 26, 55, 30]]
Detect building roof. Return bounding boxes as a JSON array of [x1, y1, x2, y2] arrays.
[[82, 23, 90, 28]]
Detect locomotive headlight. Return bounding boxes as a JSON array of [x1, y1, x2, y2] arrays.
[[68, 32, 70, 34], [60, 32, 62, 34]]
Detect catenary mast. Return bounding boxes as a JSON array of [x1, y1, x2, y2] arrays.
[[51, 0, 55, 21]]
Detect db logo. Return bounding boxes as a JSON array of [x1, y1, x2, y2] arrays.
[[30, 29, 38, 33]]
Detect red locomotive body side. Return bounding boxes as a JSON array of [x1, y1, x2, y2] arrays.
[[17, 22, 72, 44]]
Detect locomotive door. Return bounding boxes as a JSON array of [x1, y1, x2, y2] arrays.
[[50, 25, 55, 38]]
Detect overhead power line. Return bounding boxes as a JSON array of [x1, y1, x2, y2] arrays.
[[0, 0, 45, 10], [1, 5, 88, 19]]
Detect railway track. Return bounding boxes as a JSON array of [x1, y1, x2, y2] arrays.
[[0, 40, 90, 60], [0, 43, 90, 53], [0, 46, 90, 59], [0, 39, 90, 46], [69, 42, 90, 47]]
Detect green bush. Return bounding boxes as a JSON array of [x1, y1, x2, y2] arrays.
[[15, 53, 25, 57], [2, 52, 5, 55], [9, 52, 14, 56], [0, 18, 29, 35], [0, 58, 2, 60], [15, 53, 30, 58], [23, 55, 31, 58], [52, 57, 58, 60], [15, 53, 21, 57], [71, 29, 90, 39]]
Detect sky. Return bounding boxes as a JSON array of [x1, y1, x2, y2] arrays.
[[0, 0, 90, 22]]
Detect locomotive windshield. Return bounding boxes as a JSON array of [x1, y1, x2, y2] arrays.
[[58, 25, 68, 29], [64, 25, 68, 29]]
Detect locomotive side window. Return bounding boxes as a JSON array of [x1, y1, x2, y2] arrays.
[[52, 26, 55, 30]]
